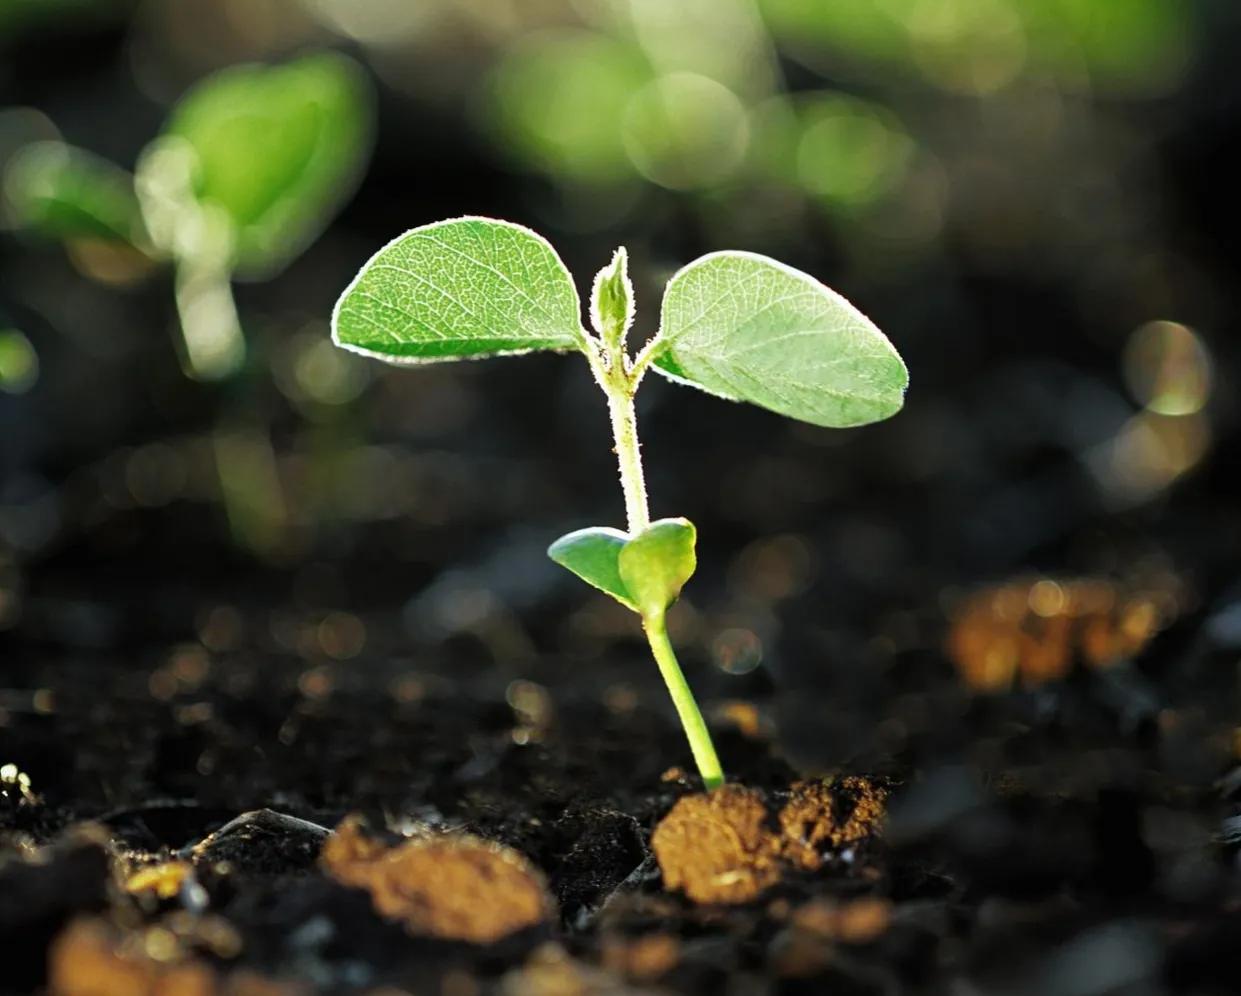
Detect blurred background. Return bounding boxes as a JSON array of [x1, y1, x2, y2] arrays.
[[1, 0, 1239, 780]]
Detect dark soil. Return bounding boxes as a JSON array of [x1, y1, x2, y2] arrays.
[[3, 580, 1241, 994]]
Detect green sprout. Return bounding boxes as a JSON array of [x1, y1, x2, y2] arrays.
[[3, 52, 372, 380], [331, 217, 908, 789]]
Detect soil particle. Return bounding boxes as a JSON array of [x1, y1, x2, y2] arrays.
[[790, 896, 892, 944], [48, 916, 292, 996], [652, 779, 887, 905], [321, 815, 555, 944], [651, 785, 781, 905], [125, 861, 197, 901], [546, 807, 645, 924], [0, 826, 117, 992], [500, 942, 632, 996], [190, 811, 330, 876], [599, 931, 681, 982], [946, 576, 1180, 691], [778, 777, 888, 869]]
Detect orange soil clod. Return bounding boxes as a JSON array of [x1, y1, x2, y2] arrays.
[[48, 918, 299, 996], [321, 816, 555, 944], [651, 779, 888, 905]]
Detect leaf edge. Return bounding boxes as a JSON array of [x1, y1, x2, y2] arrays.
[[330, 214, 590, 367], [651, 249, 909, 428]]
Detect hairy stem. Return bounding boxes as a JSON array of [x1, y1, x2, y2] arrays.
[[644, 611, 725, 790], [606, 386, 650, 533], [591, 333, 724, 789]]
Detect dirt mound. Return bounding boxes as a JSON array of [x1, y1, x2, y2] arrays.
[[49, 917, 293, 996], [321, 816, 555, 943], [652, 778, 887, 904]]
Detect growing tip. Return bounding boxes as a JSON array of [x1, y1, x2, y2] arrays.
[[591, 245, 634, 348]]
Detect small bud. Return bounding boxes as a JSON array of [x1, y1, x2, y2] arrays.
[[591, 246, 634, 349]]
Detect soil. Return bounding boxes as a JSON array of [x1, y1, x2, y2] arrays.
[[3, 586, 1241, 995]]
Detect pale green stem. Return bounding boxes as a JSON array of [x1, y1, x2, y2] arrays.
[[594, 337, 724, 789], [644, 610, 725, 790], [606, 386, 650, 534], [175, 258, 245, 381]]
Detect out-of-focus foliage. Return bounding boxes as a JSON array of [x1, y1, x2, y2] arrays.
[[488, 30, 649, 186], [750, 94, 914, 213], [158, 53, 373, 279], [3, 52, 374, 379], [4, 142, 145, 244], [450, 0, 1200, 233], [0, 328, 38, 394], [0, 0, 114, 35], [758, 0, 1193, 96]]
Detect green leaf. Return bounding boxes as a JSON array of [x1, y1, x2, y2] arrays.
[[617, 518, 697, 618], [3, 141, 145, 244], [161, 52, 373, 278], [332, 217, 586, 363], [653, 252, 907, 428], [547, 526, 636, 611]]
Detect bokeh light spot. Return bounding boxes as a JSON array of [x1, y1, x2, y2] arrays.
[[1122, 320, 1211, 416], [908, 0, 1027, 95], [622, 72, 750, 190], [711, 627, 764, 675], [488, 30, 650, 184], [0, 329, 38, 394]]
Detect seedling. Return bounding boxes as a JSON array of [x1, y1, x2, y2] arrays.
[[332, 218, 907, 789], [3, 53, 372, 380]]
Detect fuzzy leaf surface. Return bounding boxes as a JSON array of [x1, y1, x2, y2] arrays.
[[333, 217, 585, 363], [654, 251, 907, 427]]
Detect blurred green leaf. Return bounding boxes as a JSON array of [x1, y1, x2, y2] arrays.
[[162, 52, 373, 278], [332, 216, 586, 363], [759, 0, 1194, 96], [622, 72, 750, 190], [617, 518, 697, 618], [1021, 0, 1193, 95], [548, 526, 636, 610], [751, 93, 914, 212], [488, 30, 651, 184], [757, 0, 912, 68], [0, 0, 116, 35], [3, 141, 145, 244], [653, 252, 907, 428], [0, 328, 39, 394]]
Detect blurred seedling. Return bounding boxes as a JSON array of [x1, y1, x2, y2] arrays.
[[3, 53, 372, 380], [331, 217, 907, 789]]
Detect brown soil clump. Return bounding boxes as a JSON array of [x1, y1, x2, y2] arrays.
[[650, 785, 783, 904], [48, 917, 297, 996], [599, 931, 681, 982], [321, 816, 554, 944], [779, 777, 888, 870], [652, 779, 887, 904]]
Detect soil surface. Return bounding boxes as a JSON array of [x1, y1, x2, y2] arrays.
[[3, 581, 1241, 994]]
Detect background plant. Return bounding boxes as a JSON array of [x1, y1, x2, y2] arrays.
[[3, 52, 372, 380], [331, 217, 907, 786]]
